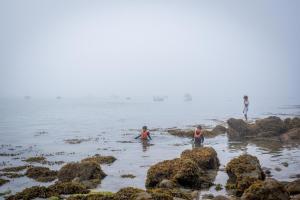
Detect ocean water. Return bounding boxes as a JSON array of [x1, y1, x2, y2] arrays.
[[0, 97, 299, 198]]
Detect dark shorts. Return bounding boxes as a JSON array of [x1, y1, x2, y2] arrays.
[[194, 136, 204, 145]]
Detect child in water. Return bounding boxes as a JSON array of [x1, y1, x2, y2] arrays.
[[135, 126, 152, 140], [194, 125, 204, 146], [243, 95, 249, 121]]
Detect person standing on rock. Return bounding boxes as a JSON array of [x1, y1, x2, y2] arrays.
[[194, 125, 204, 147], [243, 95, 249, 121]]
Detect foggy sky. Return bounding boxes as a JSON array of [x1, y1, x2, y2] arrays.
[[0, 0, 299, 101]]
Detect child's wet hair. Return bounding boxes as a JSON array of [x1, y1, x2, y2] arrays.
[[142, 126, 147, 130], [197, 125, 202, 129]]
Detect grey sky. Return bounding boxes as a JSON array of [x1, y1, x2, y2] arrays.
[[0, 0, 299, 101]]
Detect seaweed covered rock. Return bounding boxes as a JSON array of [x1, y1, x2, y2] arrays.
[[226, 154, 265, 196], [67, 192, 114, 200], [146, 158, 211, 189], [114, 187, 144, 199], [58, 161, 106, 188], [23, 156, 46, 163], [81, 154, 116, 165], [1, 165, 31, 172], [280, 128, 300, 142], [252, 116, 286, 137], [285, 179, 300, 195], [25, 166, 57, 182], [284, 117, 300, 130], [147, 188, 192, 200], [241, 178, 289, 200], [167, 126, 225, 138], [146, 147, 219, 190], [180, 147, 220, 170], [227, 118, 252, 138], [0, 178, 9, 186], [6, 182, 88, 200], [167, 129, 194, 137]]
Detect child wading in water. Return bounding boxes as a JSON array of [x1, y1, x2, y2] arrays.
[[243, 95, 249, 121], [135, 126, 152, 140], [194, 125, 204, 147]]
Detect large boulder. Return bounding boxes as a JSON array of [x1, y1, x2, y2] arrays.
[[285, 179, 300, 195], [57, 161, 106, 188], [280, 128, 300, 142], [180, 147, 220, 170], [227, 118, 252, 138], [212, 125, 227, 135], [252, 116, 286, 137], [146, 147, 219, 189], [226, 154, 265, 196], [241, 178, 289, 200]]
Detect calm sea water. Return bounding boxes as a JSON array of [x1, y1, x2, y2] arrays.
[[0, 97, 299, 198]]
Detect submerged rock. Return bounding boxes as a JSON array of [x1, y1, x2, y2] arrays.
[[120, 174, 136, 179], [23, 156, 46, 163], [0, 178, 9, 186], [285, 179, 300, 195], [57, 161, 106, 188], [1, 165, 31, 172], [25, 166, 57, 182], [226, 154, 265, 196], [81, 154, 116, 165], [241, 178, 289, 200]]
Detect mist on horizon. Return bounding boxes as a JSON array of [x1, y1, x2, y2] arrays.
[[0, 0, 299, 103]]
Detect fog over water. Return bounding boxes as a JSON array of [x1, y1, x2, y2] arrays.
[[0, 0, 299, 103]]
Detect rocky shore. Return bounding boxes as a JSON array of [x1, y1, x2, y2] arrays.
[[0, 116, 300, 199]]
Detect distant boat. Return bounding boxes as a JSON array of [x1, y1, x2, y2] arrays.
[[153, 96, 165, 102], [184, 93, 192, 102], [56, 96, 62, 100], [24, 96, 31, 100]]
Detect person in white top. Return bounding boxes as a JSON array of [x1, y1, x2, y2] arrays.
[[243, 95, 249, 121]]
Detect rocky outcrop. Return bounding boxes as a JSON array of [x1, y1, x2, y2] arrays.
[[167, 125, 226, 138], [146, 147, 219, 189], [57, 161, 106, 189], [227, 118, 253, 138], [211, 125, 227, 135], [226, 154, 265, 196], [227, 116, 300, 142], [241, 178, 289, 200], [25, 166, 57, 182], [285, 179, 300, 195]]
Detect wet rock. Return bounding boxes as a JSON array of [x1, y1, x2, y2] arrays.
[[202, 193, 214, 199], [114, 187, 144, 199], [281, 162, 289, 167], [67, 191, 114, 200], [1, 165, 31, 172], [57, 161, 106, 188], [0, 189, 11, 197], [275, 167, 282, 172], [227, 118, 252, 138], [0, 172, 24, 178], [285, 179, 300, 195], [252, 116, 286, 137], [215, 184, 223, 191], [25, 166, 57, 182], [226, 154, 265, 196], [64, 138, 92, 144], [212, 125, 227, 135], [290, 174, 300, 179], [158, 179, 176, 189], [146, 158, 212, 189], [23, 156, 46, 163], [0, 178, 9, 186], [284, 117, 300, 130], [241, 178, 289, 200], [291, 194, 300, 200], [212, 196, 230, 200], [6, 182, 88, 200], [135, 191, 153, 200], [121, 174, 136, 179], [147, 188, 192, 200], [81, 154, 116, 165], [167, 129, 194, 137], [280, 128, 300, 142], [180, 147, 220, 170]]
